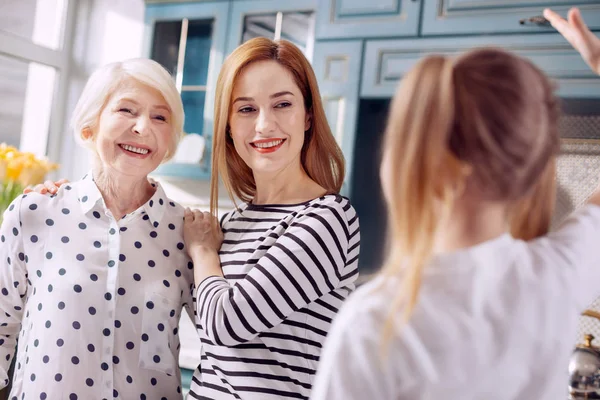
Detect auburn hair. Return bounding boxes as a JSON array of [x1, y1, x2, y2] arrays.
[[210, 38, 345, 214], [379, 48, 560, 343]]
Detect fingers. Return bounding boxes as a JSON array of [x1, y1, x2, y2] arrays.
[[33, 184, 48, 195], [184, 207, 194, 222], [544, 8, 574, 42], [44, 180, 58, 194], [193, 209, 204, 221], [569, 7, 589, 34], [184, 208, 213, 223]]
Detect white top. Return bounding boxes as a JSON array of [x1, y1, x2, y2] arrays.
[[188, 195, 360, 400], [0, 173, 194, 400], [311, 204, 600, 400]]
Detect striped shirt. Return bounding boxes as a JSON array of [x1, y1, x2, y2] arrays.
[[187, 194, 360, 400]]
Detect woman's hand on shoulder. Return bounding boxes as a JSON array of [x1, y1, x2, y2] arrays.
[[183, 208, 224, 257], [23, 178, 69, 195], [544, 7, 600, 75]]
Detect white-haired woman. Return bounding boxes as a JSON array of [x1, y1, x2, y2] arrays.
[[0, 58, 194, 400]]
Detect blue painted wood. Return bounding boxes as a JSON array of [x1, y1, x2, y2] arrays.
[[316, 0, 421, 40], [313, 40, 363, 196], [145, 2, 231, 179], [180, 367, 194, 395], [362, 33, 600, 98], [422, 0, 600, 36], [226, 0, 317, 56], [153, 163, 212, 180]]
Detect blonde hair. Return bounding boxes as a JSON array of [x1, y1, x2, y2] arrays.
[[509, 157, 557, 241], [210, 38, 345, 214], [71, 58, 184, 162], [380, 48, 560, 343]]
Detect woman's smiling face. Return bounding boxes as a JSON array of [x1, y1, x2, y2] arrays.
[[91, 79, 173, 178], [228, 60, 311, 177]]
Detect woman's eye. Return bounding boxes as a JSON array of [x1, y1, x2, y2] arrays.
[[154, 115, 167, 122], [239, 106, 255, 113], [275, 102, 292, 108], [119, 108, 133, 114]]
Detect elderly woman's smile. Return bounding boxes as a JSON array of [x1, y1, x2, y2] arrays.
[[118, 142, 152, 157]]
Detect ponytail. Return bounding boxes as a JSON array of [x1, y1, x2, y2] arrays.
[[378, 55, 463, 349], [509, 157, 556, 241]]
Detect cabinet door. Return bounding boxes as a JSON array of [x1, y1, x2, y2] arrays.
[[316, 0, 422, 39], [362, 33, 600, 99], [144, 2, 230, 179], [313, 40, 363, 195], [226, 0, 317, 57], [422, 0, 600, 36]]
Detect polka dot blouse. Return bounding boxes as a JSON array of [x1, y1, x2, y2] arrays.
[[0, 173, 194, 400]]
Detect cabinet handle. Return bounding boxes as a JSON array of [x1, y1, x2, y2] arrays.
[[519, 15, 550, 27]]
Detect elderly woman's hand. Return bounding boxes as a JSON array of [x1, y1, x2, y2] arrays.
[[183, 208, 224, 256]]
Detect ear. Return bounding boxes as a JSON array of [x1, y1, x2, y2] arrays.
[[304, 111, 312, 132], [81, 127, 93, 140]]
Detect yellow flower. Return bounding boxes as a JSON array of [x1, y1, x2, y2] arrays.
[[0, 144, 58, 186], [0, 158, 5, 182]]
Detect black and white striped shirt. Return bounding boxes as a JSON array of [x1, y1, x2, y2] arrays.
[[188, 194, 360, 400]]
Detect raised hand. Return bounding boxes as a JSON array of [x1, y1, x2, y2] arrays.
[[544, 8, 600, 75]]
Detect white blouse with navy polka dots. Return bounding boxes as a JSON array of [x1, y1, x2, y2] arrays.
[[0, 173, 194, 400]]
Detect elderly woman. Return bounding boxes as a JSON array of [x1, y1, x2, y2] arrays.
[[0, 59, 194, 400]]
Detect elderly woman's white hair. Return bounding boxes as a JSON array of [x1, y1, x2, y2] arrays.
[[71, 58, 184, 162]]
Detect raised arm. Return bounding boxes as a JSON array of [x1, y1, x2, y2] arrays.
[[544, 8, 600, 75], [0, 196, 29, 388]]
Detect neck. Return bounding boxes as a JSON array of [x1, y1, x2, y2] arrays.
[[92, 161, 155, 219], [435, 196, 509, 254], [252, 161, 326, 205]]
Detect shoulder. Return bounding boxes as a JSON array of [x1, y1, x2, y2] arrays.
[[302, 195, 358, 229], [150, 180, 185, 216]]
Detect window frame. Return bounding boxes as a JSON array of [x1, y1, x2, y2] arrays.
[[0, 0, 77, 164]]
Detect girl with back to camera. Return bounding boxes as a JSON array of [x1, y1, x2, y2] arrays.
[[311, 8, 600, 400]]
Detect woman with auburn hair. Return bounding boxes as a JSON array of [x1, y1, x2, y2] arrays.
[[311, 24, 600, 400], [182, 37, 360, 400]]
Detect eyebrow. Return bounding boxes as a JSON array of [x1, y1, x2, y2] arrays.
[[117, 98, 171, 113], [232, 91, 295, 104]]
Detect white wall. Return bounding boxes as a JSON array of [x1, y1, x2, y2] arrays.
[[57, 0, 146, 182]]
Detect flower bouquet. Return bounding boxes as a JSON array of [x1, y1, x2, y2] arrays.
[[0, 143, 58, 224]]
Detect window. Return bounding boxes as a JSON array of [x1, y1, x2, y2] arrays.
[[0, 0, 72, 160], [151, 19, 213, 137], [0, 0, 68, 50], [242, 11, 315, 56]]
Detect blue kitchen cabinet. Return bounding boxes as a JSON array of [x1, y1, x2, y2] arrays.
[[361, 33, 600, 98], [313, 40, 364, 195], [226, 0, 318, 57], [144, 1, 230, 179], [421, 0, 600, 36], [316, 0, 422, 40]]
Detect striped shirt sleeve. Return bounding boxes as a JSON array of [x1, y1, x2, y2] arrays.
[[195, 202, 351, 346], [0, 196, 28, 388]]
